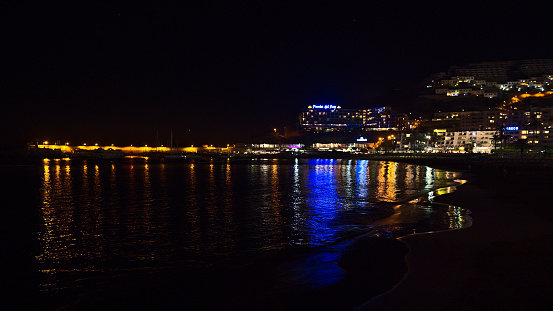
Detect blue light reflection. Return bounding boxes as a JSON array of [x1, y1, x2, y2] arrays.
[[305, 159, 341, 245]]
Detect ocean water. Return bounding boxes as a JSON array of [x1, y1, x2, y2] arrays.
[[0, 157, 469, 307]]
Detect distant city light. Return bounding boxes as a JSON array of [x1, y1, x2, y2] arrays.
[[356, 137, 368, 142], [505, 126, 519, 131], [43, 141, 48, 145]]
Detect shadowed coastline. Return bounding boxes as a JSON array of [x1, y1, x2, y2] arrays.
[[360, 158, 553, 310]]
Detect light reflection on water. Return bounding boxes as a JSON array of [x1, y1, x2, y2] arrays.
[[35, 158, 468, 291]]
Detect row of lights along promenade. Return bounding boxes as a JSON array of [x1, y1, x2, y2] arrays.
[[23, 141, 553, 174]]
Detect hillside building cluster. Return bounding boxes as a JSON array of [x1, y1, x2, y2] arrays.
[[432, 74, 552, 98], [296, 59, 553, 154], [430, 59, 553, 98], [297, 105, 553, 153]]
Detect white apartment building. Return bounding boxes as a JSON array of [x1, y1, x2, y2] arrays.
[[432, 130, 496, 153], [396, 130, 496, 153]]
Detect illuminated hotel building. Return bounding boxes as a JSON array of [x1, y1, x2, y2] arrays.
[[446, 107, 553, 131], [300, 105, 406, 132]]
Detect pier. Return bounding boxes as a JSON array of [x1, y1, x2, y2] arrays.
[[29, 143, 233, 155]]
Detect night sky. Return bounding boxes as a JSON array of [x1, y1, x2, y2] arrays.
[[3, 1, 553, 148]]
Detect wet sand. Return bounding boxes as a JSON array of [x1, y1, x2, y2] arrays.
[[360, 166, 553, 310]]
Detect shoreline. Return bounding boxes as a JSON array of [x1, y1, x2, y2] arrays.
[[359, 163, 553, 310]]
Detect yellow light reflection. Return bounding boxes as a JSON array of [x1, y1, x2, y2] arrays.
[[376, 161, 398, 202]]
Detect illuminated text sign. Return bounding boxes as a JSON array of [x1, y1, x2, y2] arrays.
[[311, 105, 338, 109], [505, 126, 519, 131]]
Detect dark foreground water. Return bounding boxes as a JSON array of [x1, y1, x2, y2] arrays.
[[0, 157, 470, 309]]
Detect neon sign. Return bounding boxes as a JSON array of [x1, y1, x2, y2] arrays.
[[311, 105, 338, 109], [505, 126, 519, 131]]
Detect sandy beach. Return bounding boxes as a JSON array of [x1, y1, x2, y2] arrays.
[[359, 165, 553, 310]]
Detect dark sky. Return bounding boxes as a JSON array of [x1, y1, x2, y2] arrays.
[[2, 1, 553, 148]]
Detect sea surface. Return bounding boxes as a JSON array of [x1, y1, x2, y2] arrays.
[[0, 157, 470, 308]]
